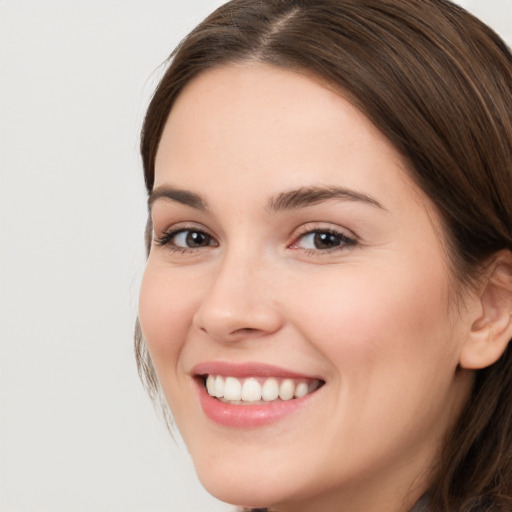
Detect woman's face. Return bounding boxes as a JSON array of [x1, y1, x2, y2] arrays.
[[139, 63, 474, 511]]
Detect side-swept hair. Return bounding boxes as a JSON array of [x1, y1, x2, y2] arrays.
[[137, 1, 512, 509]]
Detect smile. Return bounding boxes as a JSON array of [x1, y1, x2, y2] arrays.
[[204, 375, 322, 404], [193, 362, 325, 427]]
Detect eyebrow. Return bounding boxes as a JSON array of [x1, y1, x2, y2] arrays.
[[148, 185, 208, 211], [148, 184, 384, 213], [267, 186, 385, 212]]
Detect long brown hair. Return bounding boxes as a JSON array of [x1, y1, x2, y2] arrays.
[[136, 1, 512, 510]]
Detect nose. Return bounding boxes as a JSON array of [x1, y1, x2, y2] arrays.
[[192, 252, 283, 343]]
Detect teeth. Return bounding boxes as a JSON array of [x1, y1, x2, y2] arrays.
[[224, 377, 242, 401], [262, 378, 279, 401], [204, 375, 321, 403], [242, 378, 261, 401], [295, 382, 309, 398], [279, 379, 295, 401], [214, 375, 224, 398], [206, 375, 216, 396]]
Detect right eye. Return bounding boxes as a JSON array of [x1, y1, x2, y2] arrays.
[[154, 228, 217, 251]]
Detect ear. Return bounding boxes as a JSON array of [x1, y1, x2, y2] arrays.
[[459, 250, 512, 370]]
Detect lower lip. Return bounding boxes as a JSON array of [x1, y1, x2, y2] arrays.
[[196, 380, 317, 428]]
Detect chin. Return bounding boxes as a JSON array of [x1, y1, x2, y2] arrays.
[[198, 472, 279, 509], [192, 454, 307, 510]]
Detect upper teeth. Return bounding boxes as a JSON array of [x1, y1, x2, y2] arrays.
[[205, 375, 320, 403]]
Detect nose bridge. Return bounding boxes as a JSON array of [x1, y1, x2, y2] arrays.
[[193, 242, 281, 342]]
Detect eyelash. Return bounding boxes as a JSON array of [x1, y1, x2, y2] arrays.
[[153, 227, 216, 254], [153, 226, 358, 255], [290, 227, 357, 254]]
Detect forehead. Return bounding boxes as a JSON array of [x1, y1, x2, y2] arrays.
[[154, 62, 426, 213]]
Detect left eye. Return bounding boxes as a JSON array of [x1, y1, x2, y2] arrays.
[[169, 229, 213, 249], [295, 230, 356, 250], [172, 230, 214, 248], [154, 228, 217, 249]]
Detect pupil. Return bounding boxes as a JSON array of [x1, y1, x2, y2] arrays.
[[314, 232, 340, 249], [186, 231, 208, 247]]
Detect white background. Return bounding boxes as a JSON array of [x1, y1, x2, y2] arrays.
[[1, 1, 511, 511]]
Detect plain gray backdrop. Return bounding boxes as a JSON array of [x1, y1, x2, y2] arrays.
[[1, 1, 510, 511]]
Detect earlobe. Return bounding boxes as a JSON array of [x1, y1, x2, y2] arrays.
[[459, 251, 512, 370]]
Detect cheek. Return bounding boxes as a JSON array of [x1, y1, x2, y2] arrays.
[[280, 262, 463, 473], [138, 264, 196, 376], [289, 259, 457, 395]]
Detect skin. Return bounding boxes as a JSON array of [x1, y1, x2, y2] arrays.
[[139, 63, 476, 512]]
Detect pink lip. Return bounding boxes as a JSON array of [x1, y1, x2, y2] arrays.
[[192, 361, 319, 380], [192, 361, 324, 428]]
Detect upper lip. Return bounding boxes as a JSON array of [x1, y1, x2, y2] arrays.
[[192, 361, 323, 380]]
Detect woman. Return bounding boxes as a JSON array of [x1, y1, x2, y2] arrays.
[[135, 0, 512, 510]]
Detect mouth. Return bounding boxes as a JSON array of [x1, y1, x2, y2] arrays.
[[192, 362, 325, 427], [202, 375, 323, 405]]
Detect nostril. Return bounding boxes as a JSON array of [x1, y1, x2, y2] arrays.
[[192, 291, 283, 342], [238, 327, 258, 334]]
